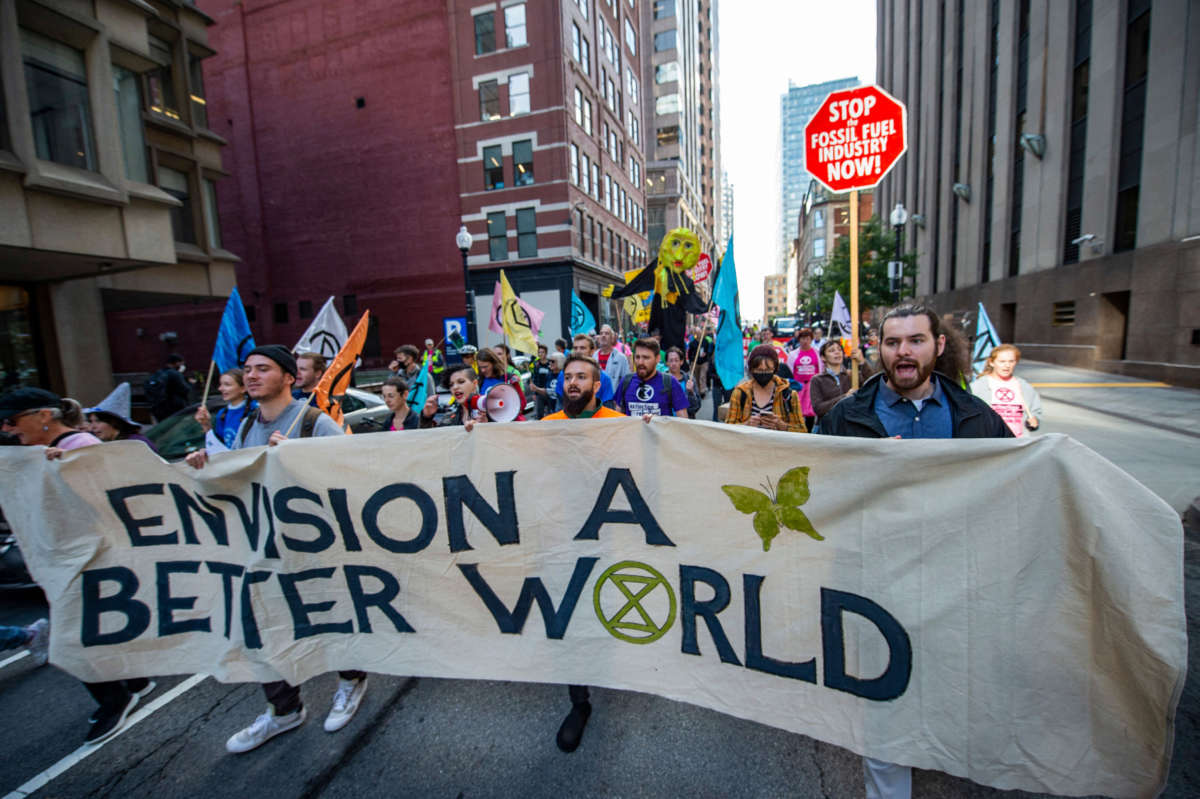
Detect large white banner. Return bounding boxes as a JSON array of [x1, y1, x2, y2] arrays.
[[0, 421, 1185, 797]]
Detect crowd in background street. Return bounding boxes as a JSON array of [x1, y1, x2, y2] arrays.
[[0, 301, 1046, 799]]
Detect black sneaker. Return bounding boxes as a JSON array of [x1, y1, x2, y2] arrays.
[[85, 694, 138, 745], [555, 701, 591, 753], [89, 681, 154, 724]]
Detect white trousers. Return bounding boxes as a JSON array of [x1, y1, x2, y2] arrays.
[[863, 758, 912, 799]]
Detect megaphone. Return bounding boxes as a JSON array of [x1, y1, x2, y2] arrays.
[[482, 383, 521, 422]]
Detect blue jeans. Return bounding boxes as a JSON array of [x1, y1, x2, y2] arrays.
[[0, 625, 30, 650]]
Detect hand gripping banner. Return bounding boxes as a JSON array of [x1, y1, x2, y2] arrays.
[[0, 423, 1185, 797]]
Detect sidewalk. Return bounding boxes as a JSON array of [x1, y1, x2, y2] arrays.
[[1018, 360, 1200, 439]]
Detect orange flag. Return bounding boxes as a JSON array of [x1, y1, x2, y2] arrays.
[[312, 310, 369, 431]]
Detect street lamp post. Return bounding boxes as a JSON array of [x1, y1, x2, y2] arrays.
[[456, 225, 477, 346], [812, 264, 824, 322], [889, 203, 908, 302]]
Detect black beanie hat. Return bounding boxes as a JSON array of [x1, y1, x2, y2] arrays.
[[244, 345, 298, 377]]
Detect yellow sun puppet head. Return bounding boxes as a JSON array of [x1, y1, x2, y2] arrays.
[[658, 228, 702, 274]]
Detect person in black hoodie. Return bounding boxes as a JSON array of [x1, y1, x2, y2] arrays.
[[815, 305, 1009, 798]]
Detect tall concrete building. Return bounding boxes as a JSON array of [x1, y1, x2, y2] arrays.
[[107, 0, 650, 368], [779, 76, 859, 271], [877, 0, 1200, 385], [719, 169, 734, 245], [763, 272, 786, 320], [642, 0, 721, 258], [0, 0, 233, 400]]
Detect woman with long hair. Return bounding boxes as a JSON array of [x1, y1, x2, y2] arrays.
[[970, 344, 1042, 437], [724, 345, 807, 432], [476, 347, 526, 410], [195, 368, 254, 449]]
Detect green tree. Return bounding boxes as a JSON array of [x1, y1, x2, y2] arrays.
[[802, 215, 917, 321]]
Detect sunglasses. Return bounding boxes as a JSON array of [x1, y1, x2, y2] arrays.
[[1, 409, 37, 427]]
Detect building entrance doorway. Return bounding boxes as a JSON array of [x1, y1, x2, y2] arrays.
[[1098, 291, 1131, 361]]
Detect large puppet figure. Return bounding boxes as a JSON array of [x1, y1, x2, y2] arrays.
[[603, 227, 709, 351]]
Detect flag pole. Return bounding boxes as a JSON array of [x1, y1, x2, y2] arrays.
[[200, 359, 216, 405], [688, 253, 723, 382]]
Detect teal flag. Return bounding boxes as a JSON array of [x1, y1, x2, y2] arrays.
[[408, 359, 431, 410], [212, 286, 256, 372], [972, 301, 1001, 375], [570, 290, 596, 335], [711, 237, 744, 389]]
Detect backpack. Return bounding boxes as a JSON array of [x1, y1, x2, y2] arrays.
[[236, 405, 322, 447], [143, 368, 170, 408], [616, 373, 683, 416]]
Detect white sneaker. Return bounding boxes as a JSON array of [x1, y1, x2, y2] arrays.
[[225, 707, 306, 753], [324, 677, 368, 732], [25, 618, 49, 666]]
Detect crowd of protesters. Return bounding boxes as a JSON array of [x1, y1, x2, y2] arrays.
[[0, 302, 1042, 799]]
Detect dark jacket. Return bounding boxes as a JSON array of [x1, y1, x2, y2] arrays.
[[809, 364, 875, 420], [816, 371, 1013, 439]]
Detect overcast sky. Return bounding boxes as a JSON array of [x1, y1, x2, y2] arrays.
[[719, 1, 877, 320]]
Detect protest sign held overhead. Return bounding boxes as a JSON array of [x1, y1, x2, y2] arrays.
[[804, 85, 907, 193]]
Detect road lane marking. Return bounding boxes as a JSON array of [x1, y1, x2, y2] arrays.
[[0, 651, 30, 670], [2, 673, 206, 799], [1031, 382, 1169, 388]]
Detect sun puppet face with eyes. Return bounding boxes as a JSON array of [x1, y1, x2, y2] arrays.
[[658, 228, 701, 274]]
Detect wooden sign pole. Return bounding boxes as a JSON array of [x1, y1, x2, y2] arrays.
[[849, 189, 860, 389]]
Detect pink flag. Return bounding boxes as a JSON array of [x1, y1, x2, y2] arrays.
[[489, 281, 504, 335]]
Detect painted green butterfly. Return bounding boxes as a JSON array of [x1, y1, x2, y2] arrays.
[[721, 466, 823, 552]]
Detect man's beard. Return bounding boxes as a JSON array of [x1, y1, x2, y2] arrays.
[[883, 353, 936, 391], [564, 387, 596, 416], [635, 365, 655, 380]]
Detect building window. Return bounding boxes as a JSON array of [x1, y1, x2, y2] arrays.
[[577, 0, 589, 20], [654, 30, 677, 52], [516, 207, 537, 257], [158, 166, 196, 244], [654, 0, 675, 19], [604, 174, 612, 212], [488, 212, 507, 261], [508, 73, 530, 116], [626, 67, 639, 105], [813, 209, 824, 228], [605, 75, 617, 112], [188, 53, 208, 128], [655, 62, 679, 84], [583, 98, 593, 135], [21, 29, 96, 171], [628, 113, 640, 146], [475, 12, 496, 55], [483, 145, 504, 190], [581, 152, 592, 194], [1114, 1, 1150, 253], [813, 238, 825, 258], [572, 24, 591, 75], [343, 294, 358, 315], [274, 302, 289, 324], [655, 94, 680, 115], [570, 143, 579, 184], [146, 35, 180, 121], [112, 65, 149, 182], [590, 162, 599, 200], [602, 25, 618, 67], [580, 36, 590, 76], [1063, 0, 1092, 264], [202, 178, 222, 249], [1052, 301, 1076, 326], [480, 80, 500, 120], [624, 19, 637, 54], [244, 305, 256, 322], [504, 4, 527, 48], [298, 300, 313, 319], [513, 139, 534, 185]]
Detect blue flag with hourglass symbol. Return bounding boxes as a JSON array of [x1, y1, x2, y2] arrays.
[[570, 291, 596, 336], [212, 286, 256, 372]]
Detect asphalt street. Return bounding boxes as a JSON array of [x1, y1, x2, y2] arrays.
[[1, 361, 1196, 798]]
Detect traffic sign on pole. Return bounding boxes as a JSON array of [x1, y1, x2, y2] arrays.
[[803, 85, 907, 194]]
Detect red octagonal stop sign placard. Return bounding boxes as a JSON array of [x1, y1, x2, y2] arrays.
[[804, 85, 907, 194]]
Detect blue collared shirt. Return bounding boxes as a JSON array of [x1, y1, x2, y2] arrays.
[[873, 377, 953, 439]]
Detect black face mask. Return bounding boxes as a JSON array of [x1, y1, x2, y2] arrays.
[[752, 372, 774, 387]]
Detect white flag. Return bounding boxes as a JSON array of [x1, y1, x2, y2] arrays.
[[293, 296, 349, 360], [204, 429, 230, 455], [831, 291, 852, 339]]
